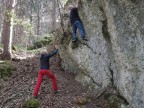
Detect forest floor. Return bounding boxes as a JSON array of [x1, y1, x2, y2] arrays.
[[0, 50, 109, 108]]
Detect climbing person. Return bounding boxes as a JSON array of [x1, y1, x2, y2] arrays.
[[69, 5, 88, 42], [33, 45, 59, 98]]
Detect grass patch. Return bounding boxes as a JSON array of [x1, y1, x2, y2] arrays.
[[0, 61, 16, 79], [23, 99, 39, 108]]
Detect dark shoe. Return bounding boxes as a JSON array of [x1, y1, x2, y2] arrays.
[[72, 39, 77, 42], [82, 37, 88, 41], [33, 96, 38, 99], [54, 90, 60, 94]]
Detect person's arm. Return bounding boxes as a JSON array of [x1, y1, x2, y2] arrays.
[[45, 49, 58, 58], [69, 9, 73, 25], [45, 45, 59, 58]]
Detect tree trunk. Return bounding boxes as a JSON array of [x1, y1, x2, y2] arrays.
[[0, 0, 6, 45], [29, 0, 33, 46], [36, 0, 41, 37], [1, 0, 16, 60], [37, 8, 40, 36], [13, 0, 24, 46], [51, 0, 56, 31]]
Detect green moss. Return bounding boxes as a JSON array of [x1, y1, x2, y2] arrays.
[[64, 35, 72, 45], [0, 61, 16, 79], [130, 0, 137, 3], [133, 67, 141, 73], [12, 45, 17, 51], [27, 37, 52, 50], [104, 93, 111, 99], [84, 82, 96, 90], [73, 97, 89, 105], [23, 99, 39, 108], [128, 65, 141, 73], [87, 0, 93, 3], [107, 95, 120, 108]]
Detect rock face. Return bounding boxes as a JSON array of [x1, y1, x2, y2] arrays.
[[59, 0, 144, 108]]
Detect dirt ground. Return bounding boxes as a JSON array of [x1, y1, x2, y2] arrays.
[[0, 52, 108, 108]]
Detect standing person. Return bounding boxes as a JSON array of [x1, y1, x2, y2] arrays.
[[33, 45, 59, 97], [69, 5, 87, 42]]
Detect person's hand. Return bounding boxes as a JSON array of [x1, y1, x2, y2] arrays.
[[54, 45, 59, 49]]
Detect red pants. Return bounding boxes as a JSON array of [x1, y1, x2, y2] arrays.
[[33, 69, 58, 96]]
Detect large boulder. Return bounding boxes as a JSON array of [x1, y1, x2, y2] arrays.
[[59, 0, 144, 107]]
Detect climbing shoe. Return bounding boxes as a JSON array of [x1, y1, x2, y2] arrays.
[[33, 96, 38, 99], [54, 90, 60, 94], [72, 39, 77, 42], [82, 37, 88, 41]]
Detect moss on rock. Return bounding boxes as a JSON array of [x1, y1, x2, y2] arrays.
[[64, 35, 72, 45], [12, 45, 17, 51], [72, 96, 89, 105], [107, 95, 120, 108]]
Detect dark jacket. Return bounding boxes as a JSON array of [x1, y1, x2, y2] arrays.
[[70, 7, 81, 25], [40, 49, 58, 69]]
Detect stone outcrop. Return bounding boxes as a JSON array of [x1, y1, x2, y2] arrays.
[[59, 0, 144, 107]]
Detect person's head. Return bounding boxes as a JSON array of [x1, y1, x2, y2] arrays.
[[54, 45, 59, 49], [41, 49, 48, 55], [68, 5, 74, 10]]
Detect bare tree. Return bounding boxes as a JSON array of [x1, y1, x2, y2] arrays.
[[51, 0, 56, 30], [1, 0, 16, 60], [32, 0, 41, 36], [37, 1, 41, 36]]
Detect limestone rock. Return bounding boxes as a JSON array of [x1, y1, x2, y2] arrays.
[[59, 0, 144, 107]]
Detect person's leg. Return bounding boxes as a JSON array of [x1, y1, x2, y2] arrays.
[[72, 22, 77, 41], [45, 70, 58, 91], [76, 21, 86, 39], [33, 70, 43, 97]]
